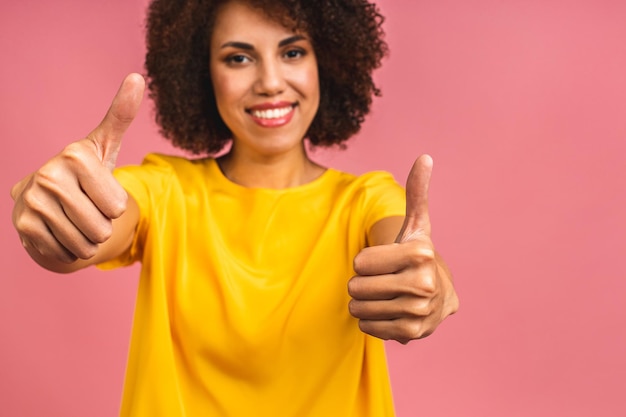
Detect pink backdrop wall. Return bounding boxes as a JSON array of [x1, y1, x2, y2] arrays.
[[1, 0, 625, 416]]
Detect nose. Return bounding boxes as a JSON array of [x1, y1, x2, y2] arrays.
[[254, 59, 285, 96]]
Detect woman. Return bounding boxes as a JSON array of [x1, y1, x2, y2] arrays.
[[11, 0, 458, 415]]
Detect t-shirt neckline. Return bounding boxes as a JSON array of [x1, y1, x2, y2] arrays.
[[207, 158, 337, 194]]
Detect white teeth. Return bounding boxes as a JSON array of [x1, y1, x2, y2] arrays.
[[251, 106, 293, 119]]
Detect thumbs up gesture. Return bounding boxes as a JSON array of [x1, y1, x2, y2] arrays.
[[11, 73, 145, 270], [348, 155, 459, 344]]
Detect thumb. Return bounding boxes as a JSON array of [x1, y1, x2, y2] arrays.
[[89, 73, 145, 170], [396, 154, 433, 243]]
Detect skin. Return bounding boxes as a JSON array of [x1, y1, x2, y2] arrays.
[[210, 0, 325, 189], [10, 0, 458, 343]]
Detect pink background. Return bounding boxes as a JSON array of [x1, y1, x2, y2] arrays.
[[1, 0, 625, 415]]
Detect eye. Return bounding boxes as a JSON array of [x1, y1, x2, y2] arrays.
[[284, 48, 306, 59], [225, 54, 251, 65]]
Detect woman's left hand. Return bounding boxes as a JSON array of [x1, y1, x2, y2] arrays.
[[348, 155, 459, 344]]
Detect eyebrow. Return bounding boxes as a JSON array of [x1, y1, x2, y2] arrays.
[[220, 35, 307, 50]]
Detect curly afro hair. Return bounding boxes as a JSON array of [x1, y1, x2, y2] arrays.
[[145, 0, 388, 155]]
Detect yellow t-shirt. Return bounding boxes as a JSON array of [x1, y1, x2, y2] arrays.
[[100, 153, 406, 417]]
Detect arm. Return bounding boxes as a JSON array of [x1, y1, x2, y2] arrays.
[[10, 74, 144, 274], [348, 156, 459, 343]]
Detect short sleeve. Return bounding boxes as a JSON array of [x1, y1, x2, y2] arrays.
[[357, 171, 406, 236], [96, 153, 175, 270]]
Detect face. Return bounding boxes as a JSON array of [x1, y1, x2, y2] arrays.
[[209, 1, 320, 159]]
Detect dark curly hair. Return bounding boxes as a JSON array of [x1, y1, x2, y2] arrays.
[[145, 0, 388, 155]]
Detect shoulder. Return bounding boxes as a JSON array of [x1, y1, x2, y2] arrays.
[[114, 153, 216, 185], [111, 154, 217, 213], [325, 168, 401, 190], [328, 169, 404, 201], [138, 153, 210, 173], [323, 168, 405, 217], [355, 170, 402, 188]]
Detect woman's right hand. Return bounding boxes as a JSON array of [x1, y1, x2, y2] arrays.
[[10, 73, 145, 271]]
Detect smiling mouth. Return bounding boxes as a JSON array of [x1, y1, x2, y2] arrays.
[[248, 104, 296, 120]]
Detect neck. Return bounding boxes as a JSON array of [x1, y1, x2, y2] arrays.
[[217, 143, 325, 189]]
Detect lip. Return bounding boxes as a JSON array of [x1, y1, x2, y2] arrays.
[[247, 101, 295, 111], [246, 101, 297, 128]]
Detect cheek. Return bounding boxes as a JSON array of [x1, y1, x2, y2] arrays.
[[210, 62, 246, 104], [299, 66, 320, 108], [211, 73, 233, 107], [211, 76, 246, 125]]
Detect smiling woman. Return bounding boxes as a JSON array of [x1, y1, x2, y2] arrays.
[[9, 0, 458, 416], [145, 0, 388, 154], [208, 2, 322, 184]]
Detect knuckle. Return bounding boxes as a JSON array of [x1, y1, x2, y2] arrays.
[[33, 167, 67, 198], [357, 320, 367, 333], [32, 241, 71, 264], [357, 320, 379, 338], [21, 188, 46, 214], [352, 251, 365, 274], [353, 247, 375, 275], [36, 164, 63, 184], [108, 191, 128, 219], [420, 328, 435, 339], [92, 221, 113, 244], [14, 219, 39, 240], [404, 298, 431, 317], [393, 319, 431, 341], [447, 293, 460, 315], [405, 321, 426, 340], [54, 250, 79, 264], [61, 235, 98, 260], [61, 141, 89, 164], [75, 243, 98, 260], [12, 212, 31, 234], [407, 242, 435, 263], [419, 274, 437, 294], [348, 300, 359, 317], [347, 277, 359, 297], [10, 180, 26, 201], [406, 272, 438, 296], [404, 277, 437, 299], [10, 184, 18, 200], [13, 220, 26, 236], [19, 237, 31, 250]]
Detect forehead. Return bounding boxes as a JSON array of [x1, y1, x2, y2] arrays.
[[211, 1, 301, 44]]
